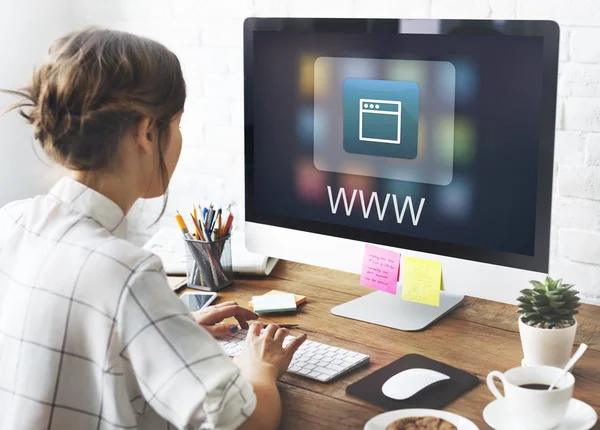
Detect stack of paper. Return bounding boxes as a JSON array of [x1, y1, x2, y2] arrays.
[[248, 290, 306, 310], [143, 226, 278, 276], [251, 293, 297, 314]]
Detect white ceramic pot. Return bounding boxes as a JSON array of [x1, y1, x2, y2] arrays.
[[518, 317, 577, 368]]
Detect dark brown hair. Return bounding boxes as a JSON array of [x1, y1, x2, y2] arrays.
[[3, 27, 186, 214]]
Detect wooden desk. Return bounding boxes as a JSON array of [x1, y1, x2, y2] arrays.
[[169, 261, 600, 429]]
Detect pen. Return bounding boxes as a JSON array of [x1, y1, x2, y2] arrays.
[[206, 208, 215, 234], [256, 323, 299, 329], [215, 209, 222, 236]]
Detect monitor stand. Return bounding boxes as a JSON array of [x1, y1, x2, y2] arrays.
[[330, 286, 464, 332]]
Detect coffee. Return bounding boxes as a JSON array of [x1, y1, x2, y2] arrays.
[[487, 367, 574, 430], [518, 383, 555, 390]]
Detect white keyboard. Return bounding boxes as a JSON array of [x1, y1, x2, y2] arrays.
[[218, 329, 370, 382]]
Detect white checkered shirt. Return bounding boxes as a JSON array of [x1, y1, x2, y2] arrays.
[[0, 178, 256, 430]]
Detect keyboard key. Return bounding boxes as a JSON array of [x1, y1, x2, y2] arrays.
[[326, 364, 345, 372], [314, 366, 337, 376], [315, 373, 330, 382], [332, 359, 343, 365], [308, 371, 322, 379]]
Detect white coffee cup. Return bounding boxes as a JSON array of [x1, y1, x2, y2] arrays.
[[486, 365, 574, 430]]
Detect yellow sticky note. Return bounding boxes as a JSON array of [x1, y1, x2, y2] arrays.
[[402, 256, 442, 307]]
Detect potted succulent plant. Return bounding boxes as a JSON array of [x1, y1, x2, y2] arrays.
[[517, 276, 581, 368]]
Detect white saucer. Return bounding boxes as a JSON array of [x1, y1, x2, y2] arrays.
[[521, 358, 570, 368], [364, 408, 479, 430], [483, 398, 597, 430]]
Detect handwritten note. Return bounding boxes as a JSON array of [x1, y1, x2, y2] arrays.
[[360, 245, 401, 294], [402, 256, 442, 306]]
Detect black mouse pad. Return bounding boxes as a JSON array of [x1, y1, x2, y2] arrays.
[[346, 354, 479, 410]]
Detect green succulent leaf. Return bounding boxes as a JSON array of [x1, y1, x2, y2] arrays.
[[519, 276, 578, 324], [530, 280, 546, 290]]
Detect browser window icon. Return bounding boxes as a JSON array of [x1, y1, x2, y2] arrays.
[[359, 99, 402, 144], [343, 78, 420, 160]]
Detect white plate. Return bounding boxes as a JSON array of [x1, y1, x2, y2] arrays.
[[483, 398, 597, 430], [364, 409, 479, 430]]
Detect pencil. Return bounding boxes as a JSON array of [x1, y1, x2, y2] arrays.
[[190, 212, 205, 241], [225, 213, 234, 235], [198, 212, 212, 242], [216, 210, 222, 238], [175, 211, 192, 239]]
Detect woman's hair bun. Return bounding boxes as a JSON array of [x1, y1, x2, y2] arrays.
[[3, 27, 186, 171]]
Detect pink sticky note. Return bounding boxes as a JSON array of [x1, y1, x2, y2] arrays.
[[360, 244, 401, 294]]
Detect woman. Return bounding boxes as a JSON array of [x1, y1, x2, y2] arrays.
[[0, 28, 305, 430]]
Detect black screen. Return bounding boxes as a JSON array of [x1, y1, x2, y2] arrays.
[[245, 19, 558, 272]]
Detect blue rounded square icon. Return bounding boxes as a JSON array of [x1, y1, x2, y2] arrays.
[[343, 78, 420, 159]]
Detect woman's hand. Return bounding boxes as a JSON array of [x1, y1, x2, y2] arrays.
[[234, 322, 307, 381], [192, 301, 258, 337]]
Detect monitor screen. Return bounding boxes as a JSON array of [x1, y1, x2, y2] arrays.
[[245, 19, 558, 272]]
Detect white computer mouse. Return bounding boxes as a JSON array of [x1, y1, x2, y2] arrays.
[[382, 368, 450, 400]]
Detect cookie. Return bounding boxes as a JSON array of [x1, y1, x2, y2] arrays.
[[385, 416, 457, 430]]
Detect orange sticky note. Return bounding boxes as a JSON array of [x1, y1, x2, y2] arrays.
[[360, 244, 400, 294], [402, 256, 442, 306]]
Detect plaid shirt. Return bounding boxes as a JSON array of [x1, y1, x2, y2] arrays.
[[0, 178, 256, 430]]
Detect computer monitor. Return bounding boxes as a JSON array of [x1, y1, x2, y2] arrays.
[[243, 18, 559, 330]]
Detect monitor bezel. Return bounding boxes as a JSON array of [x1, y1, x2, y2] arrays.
[[243, 18, 559, 273]]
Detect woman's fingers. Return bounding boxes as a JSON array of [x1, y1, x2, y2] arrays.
[[274, 328, 289, 345], [203, 323, 240, 337], [247, 322, 263, 340], [200, 304, 258, 328], [212, 301, 238, 308], [284, 334, 308, 358], [263, 323, 280, 339]]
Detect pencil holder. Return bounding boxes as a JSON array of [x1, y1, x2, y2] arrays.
[[184, 235, 233, 291]]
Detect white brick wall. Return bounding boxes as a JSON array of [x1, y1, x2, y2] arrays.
[[71, 0, 600, 304]]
